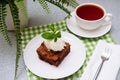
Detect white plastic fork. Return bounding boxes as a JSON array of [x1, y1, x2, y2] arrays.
[[93, 47, 112, 80]]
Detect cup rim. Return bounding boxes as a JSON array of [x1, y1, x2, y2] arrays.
[[75, 3, 106, 22]]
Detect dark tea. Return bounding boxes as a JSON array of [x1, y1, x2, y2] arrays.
[[76, 4, 104, 20]]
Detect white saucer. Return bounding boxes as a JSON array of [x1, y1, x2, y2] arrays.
[[66, 12, 112, 38]]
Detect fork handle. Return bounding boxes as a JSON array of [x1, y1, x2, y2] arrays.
[[93, 60, 105, 80]]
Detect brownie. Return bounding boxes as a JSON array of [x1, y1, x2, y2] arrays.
[[36, 42, 70, 66]]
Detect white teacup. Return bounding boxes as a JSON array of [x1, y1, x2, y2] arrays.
[[75, 3, 112, 30]]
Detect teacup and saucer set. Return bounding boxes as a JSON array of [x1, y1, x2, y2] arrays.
[[66, 3, 112, 38]]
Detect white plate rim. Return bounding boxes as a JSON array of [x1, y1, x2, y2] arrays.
[[23, 32, 86, 79], [66, 12, 112, 38]]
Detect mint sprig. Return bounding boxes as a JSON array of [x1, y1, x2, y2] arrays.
[[42, 26, 61, 42]]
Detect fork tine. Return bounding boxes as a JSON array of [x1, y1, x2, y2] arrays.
[[105, 47, 112, 58]]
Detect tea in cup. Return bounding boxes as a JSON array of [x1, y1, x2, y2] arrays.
[[75, 3, 112, 30]]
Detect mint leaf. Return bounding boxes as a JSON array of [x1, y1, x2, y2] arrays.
[[41, 26, 61, 42], [54, 27, 60, 32], [49, 26, 54, 31], [54, 37, 57, 42], [42, 32, 54, 40], [56, 31, 61, 38]]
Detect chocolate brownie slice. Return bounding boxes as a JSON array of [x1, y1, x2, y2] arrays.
[[36, 42, 70, 66]]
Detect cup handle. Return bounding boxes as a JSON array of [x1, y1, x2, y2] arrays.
[[102, 13, 112, 26]]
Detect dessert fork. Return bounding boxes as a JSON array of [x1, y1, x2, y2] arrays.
[[93, 47, 112, 80]]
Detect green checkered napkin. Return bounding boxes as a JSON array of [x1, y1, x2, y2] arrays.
[[21, 20, 115, 80]]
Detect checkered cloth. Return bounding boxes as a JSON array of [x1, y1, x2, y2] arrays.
[[21, 20, 115, 80]]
